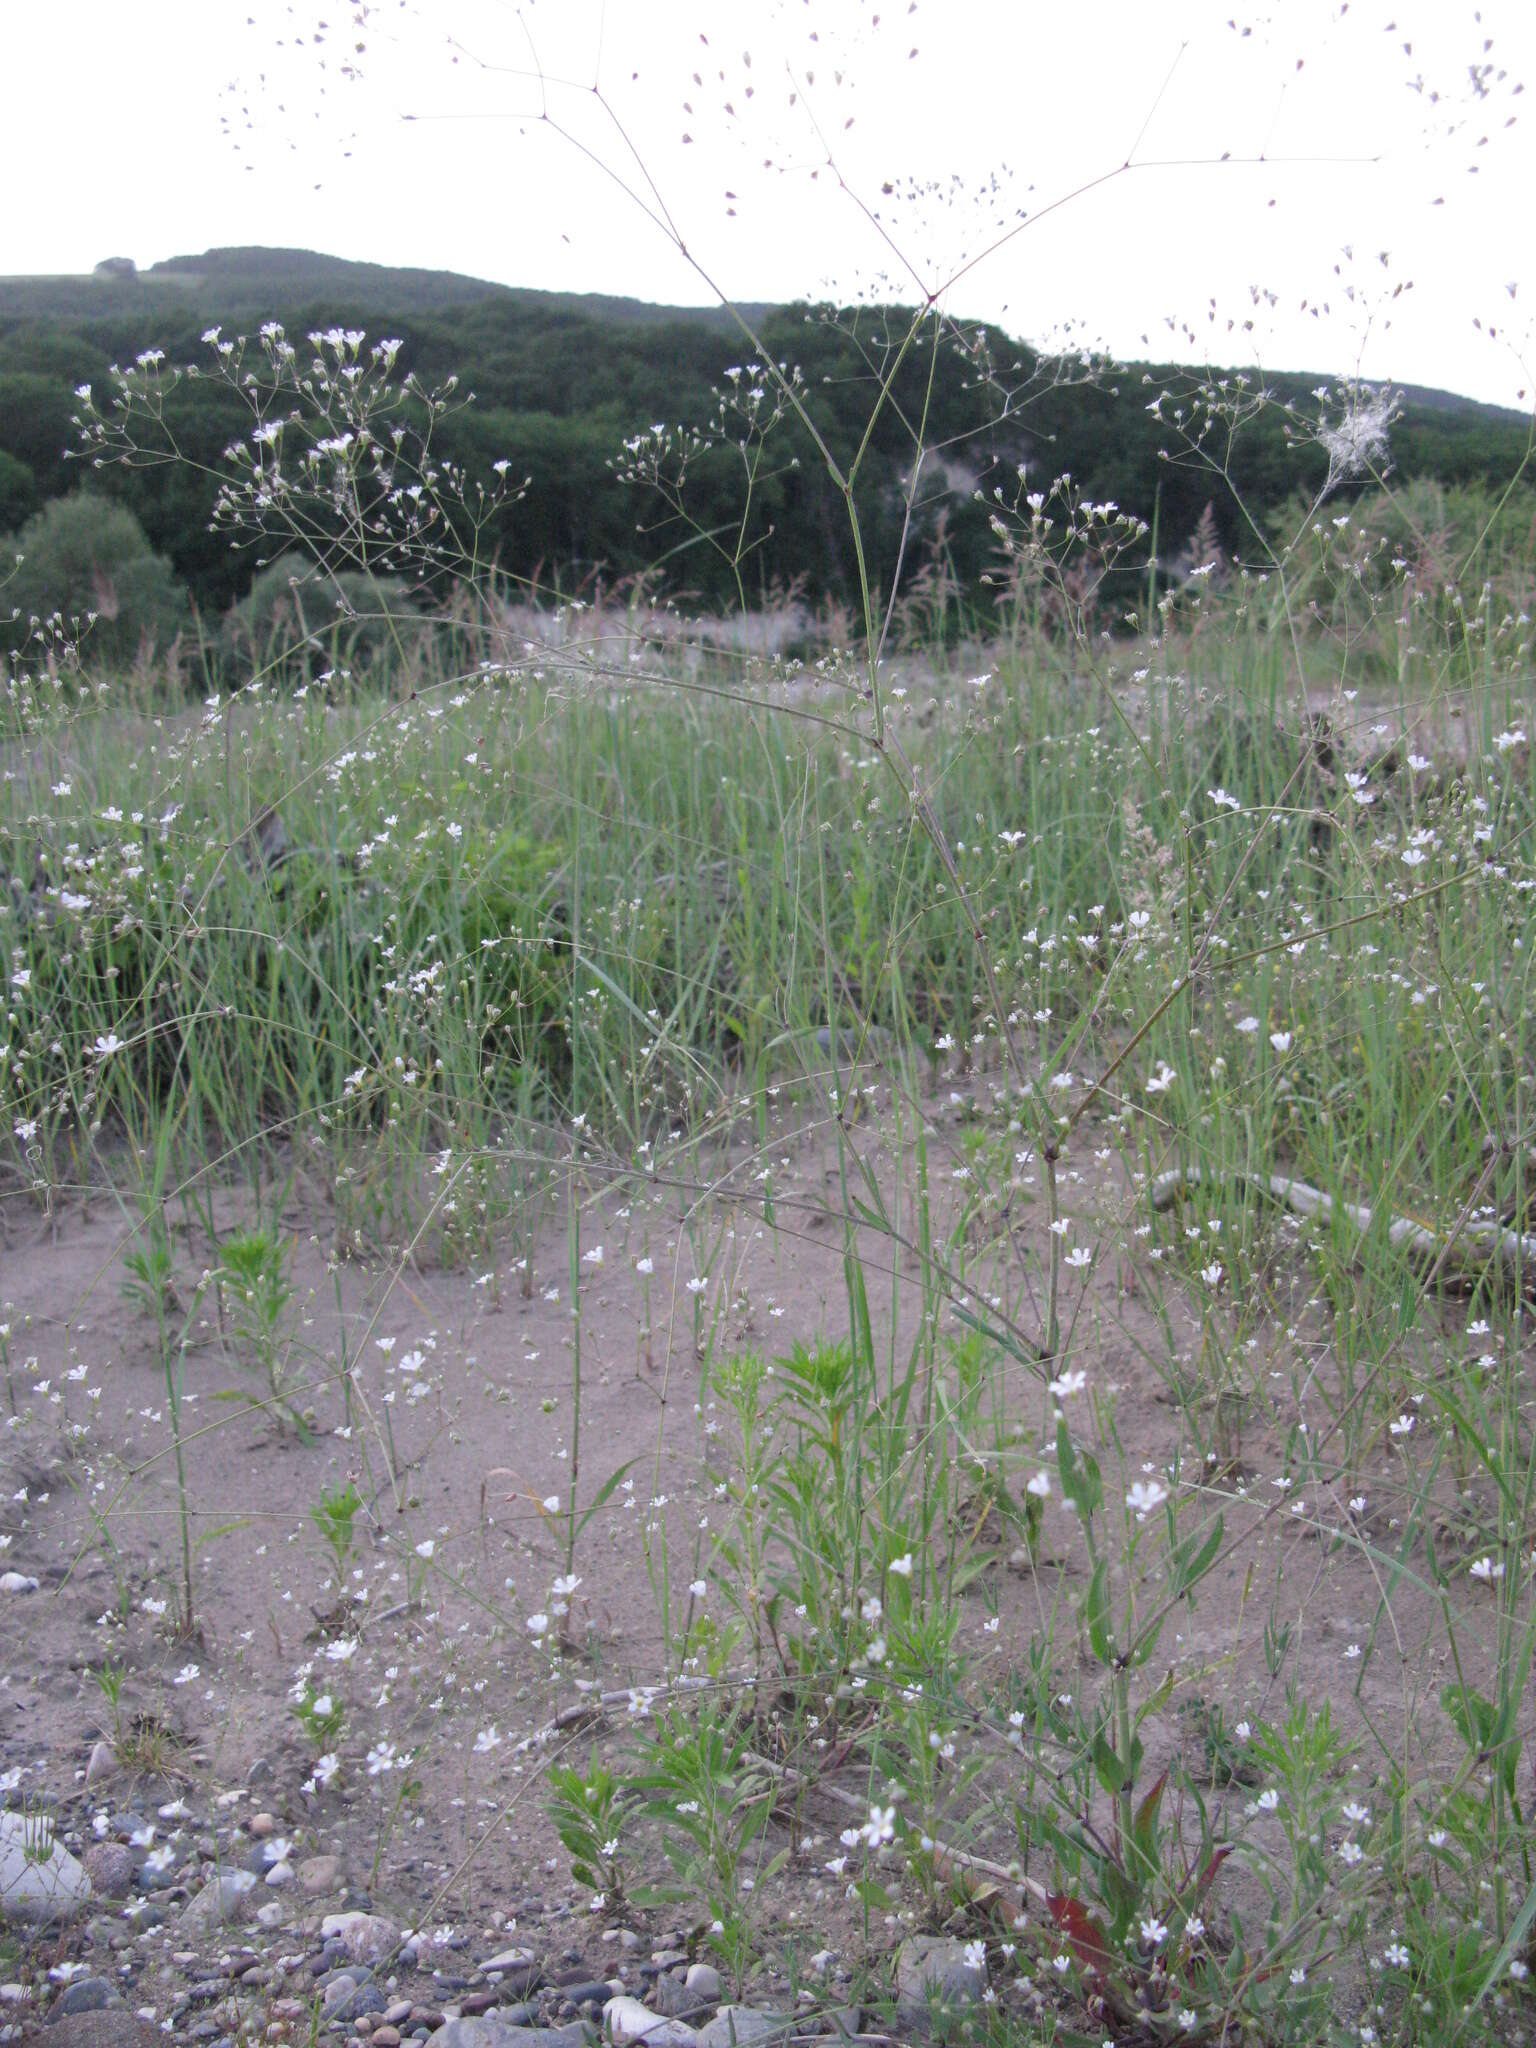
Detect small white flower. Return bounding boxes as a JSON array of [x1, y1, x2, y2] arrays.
[[686, 1276, 708, 1295], [582, 1245, 604, 1267], [1235, 1015, 1260, 1033], [888, 1553, 914, 1577], [1269, 1030, 1293, 1053], [1026, 1471, 1051, 1499], [93, 1032, 124, 1058], [1208, 788, 1241, 812], [173, 1663, 200, 1686], [1126, 1479, 1169, 1517], [474, 1727, 502, 1753], [526, 1612, 550, 1638], [1140, 1915, 1168, 1946], [688, 1579, 708, 1600], [635, 1257, 654, 1275], [414, 1540, 435, 1560]]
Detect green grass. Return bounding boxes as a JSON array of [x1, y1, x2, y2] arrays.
[[4, 341, 1536, 2044]]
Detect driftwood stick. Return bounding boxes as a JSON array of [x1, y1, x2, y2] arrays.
[[1148, 1166, 1536, 1294]]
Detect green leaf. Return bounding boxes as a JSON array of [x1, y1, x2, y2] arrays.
[[574, 1457, 642, 1541], [1084, 1559, 1113, 1663]]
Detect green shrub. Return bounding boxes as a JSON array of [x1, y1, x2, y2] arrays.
[[221, 550, 425, 682], [2, 491, 189, 666]]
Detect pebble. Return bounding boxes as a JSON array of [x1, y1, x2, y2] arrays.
[[249, 1813, 276, 1838], [605, 1994, 697, 2047], [695, 2012, 788, 2048], [321, 1910, 401, 1966], [179, 1870, 256, 1934], [895, 1934, 984, 2009], [298, 1852, 345, 1894], [84, 1740, 118, 1788], [264, 1861, 295, 1888], [372, 2031, 402, 2047], [82, 1841, 135, 1899], [55, 1977, 121, 2017], [683, 1965, 721, 2005], [254, 1901, 287, 1930]]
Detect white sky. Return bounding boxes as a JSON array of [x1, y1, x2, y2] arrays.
[[5, 0, 1533, 407]]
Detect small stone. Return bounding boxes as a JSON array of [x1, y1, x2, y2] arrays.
[[298, 1853, 345, 1896], [0, 1571, 39, 1595], [249, 1813, 276, 1838], [682, 1965, 721, 2005], [427, 2023, 591, 2048], [255, 1900, 287, 1930], [37, 2018, 162, 2048], [480, 1946, 537, 1976], [894, 1935, 984, 2009], [384, 2003, 413, 2026], [0, 1811, 92, 1924], [264, 1861, 295, 1889], [605, 1994, 697, 2047], [178, 1870, 256, 1933], [84, 1741, 117, 1789], [372, 2031, 402, 2047], [54, 1976, 121, 2016], [322, 1911, 401, 1966], [81, 1842, 134, 1900], [695, 2010, 788, 2048], [323, 1974, 360, 2011]]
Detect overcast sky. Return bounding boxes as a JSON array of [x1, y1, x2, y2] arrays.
[[5, 0, 1532, 407]]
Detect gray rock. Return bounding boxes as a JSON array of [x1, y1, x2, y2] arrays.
[[603, 1999, 698, 2047], [681, 1966, 720, 2006], [52, 1976, 121, 2017], [428, 2024, 595, 2048], [650, 1975, 696, 2020], [894, 1935, 984, 2012], [296, 1852, 344, 1894], [178, 1869, 256, 1933], [37, 2018, 161, 2048], [254, 1900, 287, 1930], [83, 1743, 117, 1790], [694, 2011, 789, 2048], [321, 1908, 399, 1965], [482, 1946, 538, 1976], [80, 1843, 133, 1900], [0, 1812, 92, 1925], [263, 1861, 294, 1888]]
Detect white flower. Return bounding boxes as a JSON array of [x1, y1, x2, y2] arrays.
[[474, 1727, 502, 1753], [526, 1612, 550, 1637], [1401, 846, 1426, 868], [1208, 788, 1241, 812], [686, 1276, 708, 1295], [1268, 1030, 1292, 1053], [542, 1495, 562, 1513], [173, 1663, 200, 1686], [93, 1033, 124, 1057], [963, 1938, 986, 1972], [1048, 1368, 1086, 1398], [1140, 1915, 1168, 1946], [1026, 1471, 1051, 1499], [312, 1693, 333, 1720], [366, 1741, 398, 1776], [1338, 1840, 1363, 1865], [635, 1257, 654, 1275], [1064, 1247, 1093, 1270], [861, 1804, 896, 1847], [582, 1245, 604, 1267], [1235, 1015, 1260, 1033], [1126, 1479, 1169, 1517], [888, 1553, 914, 1577], [325, 1637, 357, 1662], [688, 1579, 708, 1600], [1200, 1261, 1224, 1287], [1383, 1942, 1410, 1968], [414, 1540, 435, 1559], [1493, 728, 1527, 753]]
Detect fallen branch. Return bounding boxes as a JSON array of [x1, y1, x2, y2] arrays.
[[1148, 1167, 1536, 1295]]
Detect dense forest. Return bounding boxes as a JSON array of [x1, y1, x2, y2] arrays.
[[1, 246, 1530, 630]]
